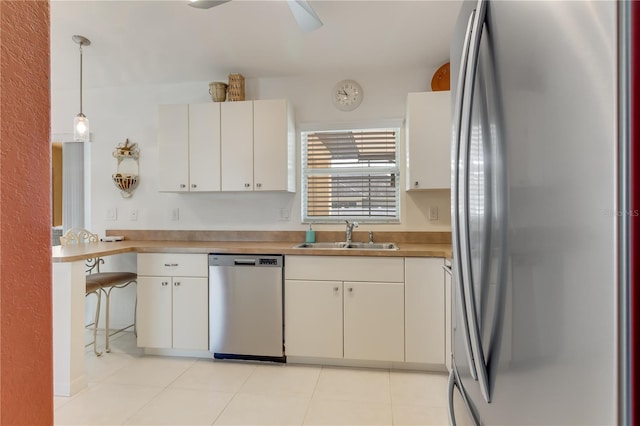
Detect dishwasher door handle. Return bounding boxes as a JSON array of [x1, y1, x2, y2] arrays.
[[234, 258, 257, 266]]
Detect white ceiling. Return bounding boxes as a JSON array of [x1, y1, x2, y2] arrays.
[[50, 0, 462, 91]]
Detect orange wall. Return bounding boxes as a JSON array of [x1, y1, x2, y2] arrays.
[[0, 1, 53, 424]]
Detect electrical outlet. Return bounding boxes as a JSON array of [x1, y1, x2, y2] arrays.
[[105, 208, 117, 221], [129, 208, 138, 221], [428, 206, 439, 221], [171, 208, 179, 221], [279, 208, 290, 221]]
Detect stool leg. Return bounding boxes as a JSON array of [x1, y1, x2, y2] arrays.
[[134, 290, 138, 337], [93, 291, 103, 357], [103, 287, 112, 353]]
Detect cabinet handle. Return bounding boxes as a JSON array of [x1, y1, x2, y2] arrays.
[[174, 282, 180, 286], [244, 183, 251, 188], [348, 287, 353, 292], [414, 181, 419, 187], [180, 184, 186, 189], [191, 184, 197, 188], [256, 183, 262, 188], [161, 281, 168, 286], [333, 286, 339, 292], [164, 263, 178, 267]]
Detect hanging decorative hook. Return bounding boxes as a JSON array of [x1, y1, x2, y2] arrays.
[[112, 139, 139, 198]]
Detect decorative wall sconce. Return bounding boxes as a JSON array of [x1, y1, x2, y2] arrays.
[[112, 139, 139, 198]]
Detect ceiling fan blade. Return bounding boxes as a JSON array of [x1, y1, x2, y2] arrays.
[[188, 0, 231, 10], [287, 0, 323, 32]]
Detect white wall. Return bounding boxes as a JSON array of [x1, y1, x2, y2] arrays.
[[52, 66, 451, 237]]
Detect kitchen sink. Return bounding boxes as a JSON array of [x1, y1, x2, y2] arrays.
[[343, 242, 399, 250], [294, 242, 399, 250]]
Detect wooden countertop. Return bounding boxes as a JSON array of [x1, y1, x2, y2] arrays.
[[52, 240, 452, 262], [53, 230, 452, 262]]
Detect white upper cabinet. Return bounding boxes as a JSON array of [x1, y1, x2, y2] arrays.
[[189, 103, 221, 191], [253, 99, 295, 192], [405, 91, 451, 190], [221, 101, 254, 191], [157, 103, 221, 192], [158, 99, 294, 193], [221, 99, 295, 192], [158, 104, 189, 192]]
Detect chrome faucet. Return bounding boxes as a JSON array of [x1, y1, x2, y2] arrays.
[[345, 220, 358, 244], [369, 231, 374, 244]]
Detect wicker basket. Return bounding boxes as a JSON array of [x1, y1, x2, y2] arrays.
[[112, 173, 139, 198], [228, 73, 245, 101]]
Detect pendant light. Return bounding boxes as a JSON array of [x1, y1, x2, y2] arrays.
[[72, 35, 90, 142]]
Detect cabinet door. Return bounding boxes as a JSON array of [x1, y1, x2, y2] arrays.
[[158, 104, 189, 192], [221, 101, 254, 191], [137, 276, 172, 348], [253, 99, 293, 191], [189, 103, 221, 192], [285, 280, 343, 358], [343, 281, 404, 362], [405, 91, 451, 190], [404, 258, 445, 365], [172, 277, 209, 350]]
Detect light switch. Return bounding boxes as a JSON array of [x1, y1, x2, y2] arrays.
[[129, 208, 138, 221], [428, 206, 438, 221], [171, 208, 179, 221], [105, 208, 117, 221]]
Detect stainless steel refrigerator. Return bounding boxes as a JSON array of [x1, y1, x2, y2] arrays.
[[448, 1, 632, 424]]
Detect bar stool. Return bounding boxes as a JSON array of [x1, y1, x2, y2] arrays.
[[60, 228, 137, 356]]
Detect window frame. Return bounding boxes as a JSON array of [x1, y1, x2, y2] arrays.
[[300, 123, 401, 224]]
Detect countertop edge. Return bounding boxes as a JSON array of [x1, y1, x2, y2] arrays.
[[53, 241, 452, 262]]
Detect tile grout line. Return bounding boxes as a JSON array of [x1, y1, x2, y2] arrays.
[[210, 360, 260, 426], [389, 368, 396, 426], [300, 364, 325, 425]]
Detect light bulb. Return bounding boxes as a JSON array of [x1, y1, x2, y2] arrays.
[[73, 113, 90, 141]]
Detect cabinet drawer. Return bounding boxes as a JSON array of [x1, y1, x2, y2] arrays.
[[285, 255, 404, 283], [138, 253, 208, 277]]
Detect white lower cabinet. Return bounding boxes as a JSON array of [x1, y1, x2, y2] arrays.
[[284, 280, 343, 358], [285, 255, 446, 368], [285, 256, 405, 363], [137, 254, 209, 351], [404, 257, 445, 365], [343, 281, 405, 362]]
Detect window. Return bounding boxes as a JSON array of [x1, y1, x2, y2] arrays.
[[302, 127, 400, 222]]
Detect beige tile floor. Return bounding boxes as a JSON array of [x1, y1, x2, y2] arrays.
[[54, 332, 449, 425]]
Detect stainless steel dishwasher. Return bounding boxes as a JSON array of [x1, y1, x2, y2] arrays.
[[208, 254, 285, 362]]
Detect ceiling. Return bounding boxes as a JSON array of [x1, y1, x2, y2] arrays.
[[50, 0, 463, 91]]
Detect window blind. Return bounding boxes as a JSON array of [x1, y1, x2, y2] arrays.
[[302, 128, 400, 221]]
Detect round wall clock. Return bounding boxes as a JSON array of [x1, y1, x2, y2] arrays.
[[332, 79, 363, 111]]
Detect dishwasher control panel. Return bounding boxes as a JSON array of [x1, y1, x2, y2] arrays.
[[209, 254, 283, 267]]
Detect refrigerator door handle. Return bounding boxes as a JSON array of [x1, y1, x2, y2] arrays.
[[459, 0, 491, 403], [448, 366, 482, 426], [447, 370, 457, 426], [451, 7, 478, 382]]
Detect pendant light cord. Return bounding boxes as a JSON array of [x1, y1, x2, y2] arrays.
[[79, 42, 83, 115]]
